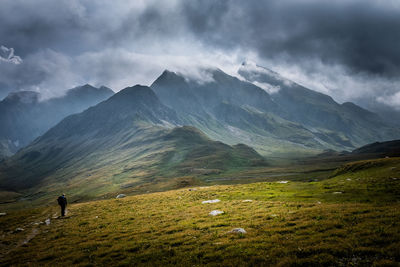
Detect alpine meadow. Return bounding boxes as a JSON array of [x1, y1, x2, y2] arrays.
[[0, 1, 400, 266]]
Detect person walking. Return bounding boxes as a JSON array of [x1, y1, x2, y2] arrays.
[[57, 193, 67, 217]]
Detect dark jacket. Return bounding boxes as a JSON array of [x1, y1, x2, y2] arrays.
[[57, 195, 67, 206]]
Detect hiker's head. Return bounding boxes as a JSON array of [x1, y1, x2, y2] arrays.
[[62, 193, 65, 197]]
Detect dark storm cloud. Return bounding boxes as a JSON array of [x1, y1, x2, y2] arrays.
[[181, 0, 400, 77], [1, 0, 399, 76], [0, 0, 399, 108]]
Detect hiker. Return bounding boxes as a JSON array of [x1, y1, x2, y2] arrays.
[[57, 194, 67, 217]]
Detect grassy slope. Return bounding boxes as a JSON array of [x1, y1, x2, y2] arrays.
[[1, 157, 399, 266], [0, 125, 267, 208]]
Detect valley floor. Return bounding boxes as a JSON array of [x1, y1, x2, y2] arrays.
[[0, 157, 399, 266]]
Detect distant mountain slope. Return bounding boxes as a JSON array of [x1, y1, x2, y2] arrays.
[[0, 85, 265, 201], [238, 62, 399, 148], [352, 139, 400, 157], [151, 69, 326, 156], [0, 85, 114, 158], [151, 67, 399, 156]]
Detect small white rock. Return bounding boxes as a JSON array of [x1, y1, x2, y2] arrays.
[[242, 199, 253, 202], [229, 228, 246, 234], [15, 228, 24, 232], [209, 210, 224, 216], [277, 181, 289, 184], [45, 219, 51, 225], [0, 212, 6, 216], [346, 178, 352, 181], [333, 191, 343, 194], [116, 194, 126, 199], [202, 199, 221, 204]]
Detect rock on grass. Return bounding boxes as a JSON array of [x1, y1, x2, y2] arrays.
[[202, 199, 220, 204], [229, 228, 246, 234], [209, 210, 224, 216]]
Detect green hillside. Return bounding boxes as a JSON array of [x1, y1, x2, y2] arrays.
[[0, 86, 266, 207], [1, 157, 399, 266]]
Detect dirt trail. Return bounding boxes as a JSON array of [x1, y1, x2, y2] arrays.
[[1, 209, 56, 258]]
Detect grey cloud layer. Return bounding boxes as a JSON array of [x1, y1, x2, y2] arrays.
[[0, 0, 399, 108]]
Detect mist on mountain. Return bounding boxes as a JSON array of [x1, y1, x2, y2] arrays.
[[0, 84, 113, 158]]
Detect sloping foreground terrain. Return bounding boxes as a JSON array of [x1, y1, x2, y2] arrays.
[[1, 157, 399, 266]]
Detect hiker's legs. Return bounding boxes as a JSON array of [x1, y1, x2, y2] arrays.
[[61, 205, 65, 216]]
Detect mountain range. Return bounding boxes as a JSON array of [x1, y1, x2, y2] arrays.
[[0, 84, 113, 158], [0, 63, 399, 203], [152, 63, 399, 155], [0, 85, 265, 203]]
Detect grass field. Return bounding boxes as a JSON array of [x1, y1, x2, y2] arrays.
[[0, 157, 399, 266]]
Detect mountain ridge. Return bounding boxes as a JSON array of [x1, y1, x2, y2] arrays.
[[151, 67, 399, 155], [0, 85, 114, 158], [0, 85, 265, 202]]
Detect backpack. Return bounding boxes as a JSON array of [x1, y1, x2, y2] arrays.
[[57, 196, 63, 205]]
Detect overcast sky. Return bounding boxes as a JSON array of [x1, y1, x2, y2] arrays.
[[0, 0, 400, 110]]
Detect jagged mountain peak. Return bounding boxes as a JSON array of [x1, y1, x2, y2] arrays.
[[40, 85, 180, 139], [114, 84, 156, 98], [64, 84, 114, 98], [103, 85, 170, 111]]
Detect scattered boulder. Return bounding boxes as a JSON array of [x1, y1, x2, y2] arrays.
[[188, 188, 198, 191], [45, 219, 51, 225], [202, 199, 221, 204], [0, 212, 6, 216], [242, 199, 253, 203], [346, 178, 351, 181], [229, 228, 246, 234], [14, 228, 24, 232], [277, 181, 288, 184], [333, 191, 343, 194], [116, 194, 126, 199], [209, 210, 224, 216]]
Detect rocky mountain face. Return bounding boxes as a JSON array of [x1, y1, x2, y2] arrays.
[[0, 85, 265, 199], [151, 65, 399, 155], [238, 62, 397, 148], [1, 63, 399, 202]]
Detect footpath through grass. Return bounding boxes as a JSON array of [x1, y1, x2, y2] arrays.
[[0, 157, 399, 266]]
